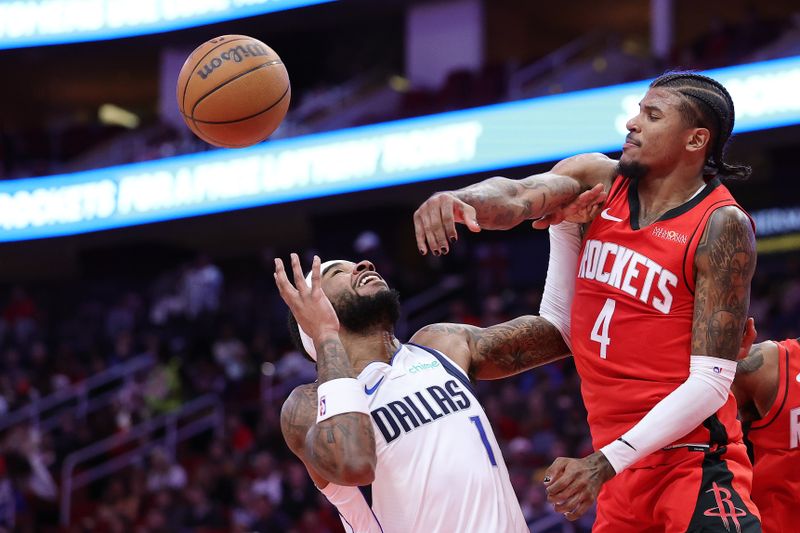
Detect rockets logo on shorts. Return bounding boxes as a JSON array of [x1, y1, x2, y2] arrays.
[[703, 482, 748, 533], [319, 396, 327, 417]]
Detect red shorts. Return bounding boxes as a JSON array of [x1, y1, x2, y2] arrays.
[[593, 442, 761, 532]]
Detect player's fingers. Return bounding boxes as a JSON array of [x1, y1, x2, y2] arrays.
[[455, 200, 481, 233], [413, 209, 430, 255], [429, 201, 450, 255], [532, 215, 554, 230], [584, 183, 606, 203], [545, 466, 579, 499], [543, 458, 568, 491], [273, 258, 297, 299], [565, 497, 593, 521], [438, 197, 457, 251], [552, 489, 584, 514], [309, 255, 321, 294], [546, 475, 579, 503], [420, 208, 445, 256], [569, 184, 606, 215], [543, 457, 567, 479], [290, 253, 307, 293]]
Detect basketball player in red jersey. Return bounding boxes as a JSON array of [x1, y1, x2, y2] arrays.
[[413, 72, 761, 531], [734, 329, 800, 533]]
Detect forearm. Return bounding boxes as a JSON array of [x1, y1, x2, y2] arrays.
[[453, 174, 583, 230], [309, 334, 377, 484], [471, 316, 570, 379], [600, 356, 736, 473], [306, 412, 376, 486]]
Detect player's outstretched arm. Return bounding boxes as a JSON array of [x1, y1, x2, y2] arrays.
[[413, 152, 616, 255], [276, 255, 376, 487], [410, 316, 570, 380]]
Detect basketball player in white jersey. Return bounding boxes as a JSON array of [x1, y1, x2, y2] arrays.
[[275, 240, 582, 532]]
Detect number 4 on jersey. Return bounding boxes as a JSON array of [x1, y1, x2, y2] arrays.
[[591, 298, 616, 359]]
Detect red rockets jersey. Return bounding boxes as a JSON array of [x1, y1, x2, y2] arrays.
[[570, 176, 750, 466], [747, 338, 800, 533]]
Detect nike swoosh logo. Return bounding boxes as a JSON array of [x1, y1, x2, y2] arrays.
[[600, 208, 623, 222], [364, 377, 384, 395], [796, 372, 800, 383]]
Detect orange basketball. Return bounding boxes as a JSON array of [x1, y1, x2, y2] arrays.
[[176, 35, 291, 148]]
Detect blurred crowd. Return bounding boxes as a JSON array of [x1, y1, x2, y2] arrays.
[[0, 228, 797, 532]]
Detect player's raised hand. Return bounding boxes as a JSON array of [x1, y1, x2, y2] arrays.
[[414, 192, 481, 256], [543, 452, 615, 521], [274, 253, 339, 340], [532, 183, 607, 230]]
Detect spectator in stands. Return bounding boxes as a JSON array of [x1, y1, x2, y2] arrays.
[[249, 451, 282, 505], [144, 447, 186, 493], [181, 255, 223, 319], [0, 286, 38, 345], [212, 323, 249, 382]]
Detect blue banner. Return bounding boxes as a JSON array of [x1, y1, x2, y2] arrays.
[[1, 55, 799, 242], [0, 0, 337, 49]]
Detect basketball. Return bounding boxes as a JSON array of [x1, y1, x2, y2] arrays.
[[176, 35, 291, 148]]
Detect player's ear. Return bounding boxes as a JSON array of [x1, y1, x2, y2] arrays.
[[686, 127, 711, 154]]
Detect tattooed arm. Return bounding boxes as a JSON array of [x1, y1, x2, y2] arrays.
[[413, 152, 617, 255], [278, 337, 377, 488], [692, 206, 757, 361], [276, 255, 376, 487], [732, 341, 780, 424], [410, 316, 570, 380]]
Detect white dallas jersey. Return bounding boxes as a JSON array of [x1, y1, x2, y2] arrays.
[[321, 343, 527, 533]]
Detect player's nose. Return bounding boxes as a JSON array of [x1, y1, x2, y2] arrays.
[[626, 115, 641, 133], [354, 260, 376, 273]]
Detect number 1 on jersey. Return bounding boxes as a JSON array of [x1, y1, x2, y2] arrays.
[[591, 298, 616, 359], [469, 416, 497, 466]]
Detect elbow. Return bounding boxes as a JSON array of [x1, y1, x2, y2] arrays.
[[335, 456, 376, 486]]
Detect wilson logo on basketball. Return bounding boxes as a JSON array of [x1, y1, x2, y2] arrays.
[[196, 43, 274, 80]]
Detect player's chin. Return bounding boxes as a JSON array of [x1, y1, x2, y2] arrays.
[[356, 282, 389, 296]]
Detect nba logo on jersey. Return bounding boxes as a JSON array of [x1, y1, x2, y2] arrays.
[[319, 397, 327, 417]]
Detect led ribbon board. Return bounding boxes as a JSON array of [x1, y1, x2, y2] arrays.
[[1, 55, 799, 242], [0, 0, 337, 49]]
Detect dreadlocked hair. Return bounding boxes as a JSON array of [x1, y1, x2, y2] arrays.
[[650, 72, 751, 180]]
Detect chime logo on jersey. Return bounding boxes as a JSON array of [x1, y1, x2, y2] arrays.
[[790, 407, 800, 449], [370, 379, 472, 443], [578, 239, 678, 314]]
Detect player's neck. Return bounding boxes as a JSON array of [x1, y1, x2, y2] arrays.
[[340, 328, 401, 373], [636, 168, 706, 226]]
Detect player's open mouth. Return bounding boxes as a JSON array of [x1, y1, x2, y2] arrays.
[[354, 272, 384, 289]]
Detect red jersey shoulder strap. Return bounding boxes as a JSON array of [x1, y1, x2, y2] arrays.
[[749, 341, 790, 431]]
